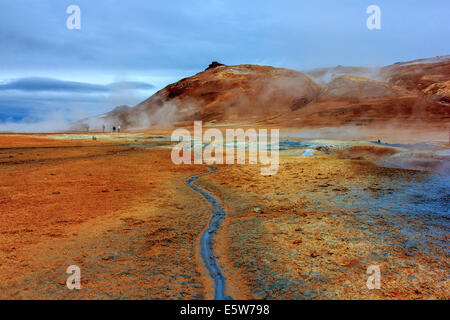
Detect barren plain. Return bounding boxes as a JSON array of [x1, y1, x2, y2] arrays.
[[0, 131, 448, 299]]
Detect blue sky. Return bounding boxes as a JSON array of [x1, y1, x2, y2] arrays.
[[0, 0, 449, 130]]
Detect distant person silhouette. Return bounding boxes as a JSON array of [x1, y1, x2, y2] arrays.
[[102, 124, 105, 133], [112, 126, 116, 132], [118, 125, 121, 133]]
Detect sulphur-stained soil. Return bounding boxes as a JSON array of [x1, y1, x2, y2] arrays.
[[0, 133, 448, 300], [196, 152, 449, 299], [0, 134, 215, 299]]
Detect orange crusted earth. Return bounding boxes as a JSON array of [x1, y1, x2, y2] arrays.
[[0, 133, 214, 299], [0, 133, 448, 299]]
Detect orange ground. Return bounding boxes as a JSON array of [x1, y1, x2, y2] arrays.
[[0, 134, 215, 299], [0, 133, 448, 299], [198, 150, 449, 299]]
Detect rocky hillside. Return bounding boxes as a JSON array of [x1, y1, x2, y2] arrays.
[[73, 62, 321, 130], [72, 56, 450, 131]]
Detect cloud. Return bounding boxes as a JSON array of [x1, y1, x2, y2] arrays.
[[0, 110, 71, 133], [0, 77, 156, 131], [1, 0, 449, 73], [0, 1, 448, 132], [0, 77, 154, 93]]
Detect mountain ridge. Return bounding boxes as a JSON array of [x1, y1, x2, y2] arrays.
[[71, 56, 450, 131]]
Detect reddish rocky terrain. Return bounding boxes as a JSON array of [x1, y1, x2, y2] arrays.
[[74, 57, 450, 135]]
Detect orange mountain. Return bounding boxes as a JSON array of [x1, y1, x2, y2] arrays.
[[73, 57, 450, 131]]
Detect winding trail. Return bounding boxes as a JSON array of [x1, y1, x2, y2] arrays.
[[186, 166, 232, 300]]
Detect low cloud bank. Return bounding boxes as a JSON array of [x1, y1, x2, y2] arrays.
[[0, 77, 155, 93], [0, 77, 156, 133], [0, 110, 71, 133]]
